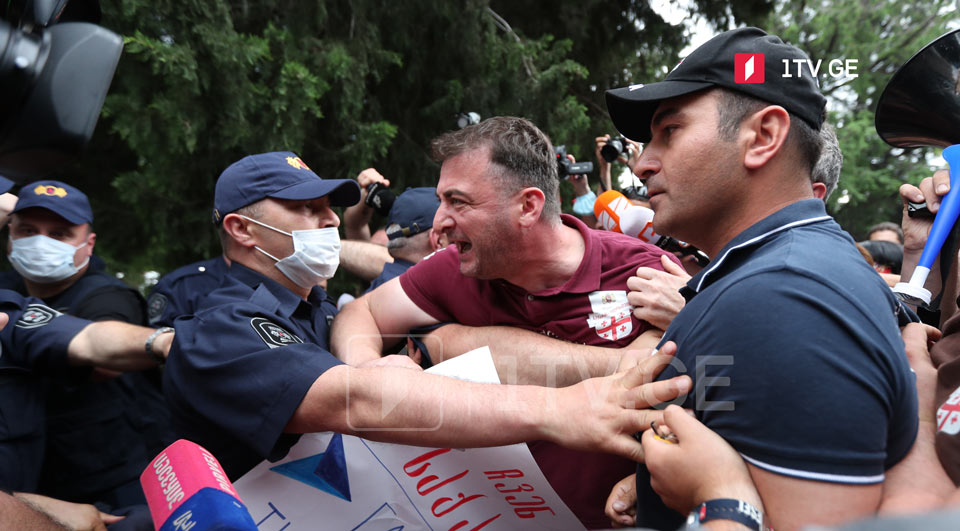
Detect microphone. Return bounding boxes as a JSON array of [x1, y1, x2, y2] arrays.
[[140, 439, 257, 531], [594, 190, 710, 267]]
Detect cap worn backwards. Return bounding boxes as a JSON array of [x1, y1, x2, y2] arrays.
[[605, 27, 826, 143], [212, 151, 361, 224], [387, 187, 440, 241], [12, 180, 93, 225]]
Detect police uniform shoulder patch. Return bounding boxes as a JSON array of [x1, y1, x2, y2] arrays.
[[250, 317, 304, 349], [147, 293, 169, 324], [16, 304, 62, 329]]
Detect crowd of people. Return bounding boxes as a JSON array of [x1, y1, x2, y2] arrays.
[[1, 25, 958, 531]]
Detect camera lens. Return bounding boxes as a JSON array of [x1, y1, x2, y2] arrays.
[[600, 138, 625, 163], [365, 182, 395, 216]]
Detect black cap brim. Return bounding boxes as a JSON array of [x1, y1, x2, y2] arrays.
[[606, 80, 713, 143], [270, 179, 361, 207]]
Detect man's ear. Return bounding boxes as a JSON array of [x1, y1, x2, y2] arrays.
[[428, 227, 442, 251], [85, 231, 97, 253], [741, 105, 790, 170], [811, 182, 827, 200], [517, 187, 546, 228], [222, 213, 257, 248]]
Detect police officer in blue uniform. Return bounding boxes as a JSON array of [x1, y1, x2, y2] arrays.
[[366, 187, 442, 293], [164, 151, 683, 481], [146, 255, 229, 327], [0, 180, 172, 507]]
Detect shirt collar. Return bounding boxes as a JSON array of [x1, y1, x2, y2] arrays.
[[683, 199, 833, 297], [529, 214, 599, 296], [227, 263, 322, 317]]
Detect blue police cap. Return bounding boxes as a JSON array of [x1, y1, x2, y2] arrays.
[[387, 187, 440, 240], [12, 180, 93, 225], [0, 176, 14, 195], [212, 152, 361, 224]]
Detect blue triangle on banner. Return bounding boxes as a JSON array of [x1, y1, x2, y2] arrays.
[[269, 433, 351, 502]]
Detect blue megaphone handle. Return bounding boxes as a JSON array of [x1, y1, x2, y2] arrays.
[[917, 145, 960, 271]]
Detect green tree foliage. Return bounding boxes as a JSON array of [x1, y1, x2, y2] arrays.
[[59, 0, 768, 291], [761, 0, 958, 238]]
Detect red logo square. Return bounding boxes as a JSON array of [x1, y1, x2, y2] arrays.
[[734, 53, 764, 83]]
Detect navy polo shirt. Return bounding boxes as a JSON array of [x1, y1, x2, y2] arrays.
[[365, 258, 415, 293], [636, 199, 918, 529], [0, 290, 88, 491], [163, 263, 343, 480], [147, 256, 229, 327]]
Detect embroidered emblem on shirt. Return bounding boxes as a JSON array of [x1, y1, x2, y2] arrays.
[[251, 317, 304, 349], [586, 290, 634, 342], [15, 304, 61, 329], [938, 386, 960, 435], [147, 293, 169, 324]]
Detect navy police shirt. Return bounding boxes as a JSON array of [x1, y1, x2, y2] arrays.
[[636, 199, 918, 529], [147, 256, 229, 327], [163, 263, 342, 479], [365, 258, 415, 293], [0, 290, 88, 491]]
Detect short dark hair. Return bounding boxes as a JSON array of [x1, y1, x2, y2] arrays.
[[867, 221, 904, 244], [430, 116, 560, 220], [715, 88, 822, 176]]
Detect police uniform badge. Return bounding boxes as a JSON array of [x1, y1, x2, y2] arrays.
[[250, 317, 304, 349], [147, 293, 169, 325], [16, 303, 61, 329]]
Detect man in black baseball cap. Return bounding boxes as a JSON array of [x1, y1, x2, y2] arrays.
[[604, 28, 918, 530]]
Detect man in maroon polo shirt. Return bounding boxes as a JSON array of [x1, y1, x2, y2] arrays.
[[332, 116, 680, 528]]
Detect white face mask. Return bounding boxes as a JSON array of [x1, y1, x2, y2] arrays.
[[241, 216, 341, 288], [9, 235, 89, 283]]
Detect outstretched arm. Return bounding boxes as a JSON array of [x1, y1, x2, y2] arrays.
[[67, 321, 171, 370], [339, 239, 393, 281], [288, 351, 691, 461], [331, 277, 439, 364], [421, 324, 662, 387]]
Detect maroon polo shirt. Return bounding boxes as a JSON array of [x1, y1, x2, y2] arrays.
[[400, 214, 679, 528]]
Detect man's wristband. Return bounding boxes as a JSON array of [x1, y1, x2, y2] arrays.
[[145, 326, 174, 364], [685, 498, 764, 530]]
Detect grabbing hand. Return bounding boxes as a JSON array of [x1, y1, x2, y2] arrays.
[[641, 405, 760, 515], [356, 168, 390, 204], [14, 493, 124, 531], [899, 169, 949, 253], [627, 255, 690, 331], [605, 473, 638, 528], [548, 350, 690, 462]]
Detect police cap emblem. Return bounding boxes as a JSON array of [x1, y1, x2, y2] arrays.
[[250, 317, 304, 349]]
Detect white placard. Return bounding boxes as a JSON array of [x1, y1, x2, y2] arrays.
[[234, 347, 583, 530]]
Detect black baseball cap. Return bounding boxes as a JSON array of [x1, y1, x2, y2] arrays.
[[606, 27, 826, 143], [213, 151, 360, 224]]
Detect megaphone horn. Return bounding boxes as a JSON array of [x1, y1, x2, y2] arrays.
[[875, 28, 960, 149], [875, 28, 960, 305]]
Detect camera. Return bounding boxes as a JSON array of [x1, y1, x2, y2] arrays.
[[365, 182, 395, 216], [600, 136, 633, 163], [554, 145, 593, 178], [0, 0, 122, 181]]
